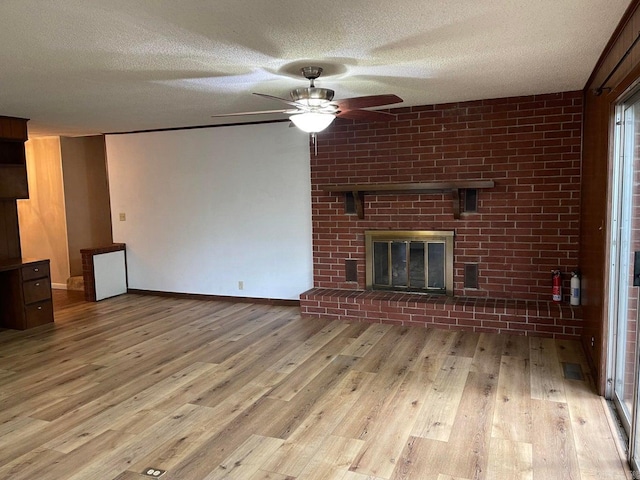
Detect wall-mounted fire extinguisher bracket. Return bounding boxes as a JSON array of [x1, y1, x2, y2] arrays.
[[552, 270, 562, 303], [570, 270, 581, 306]]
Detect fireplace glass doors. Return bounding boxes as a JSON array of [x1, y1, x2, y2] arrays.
[[365, 231, 454, 295]]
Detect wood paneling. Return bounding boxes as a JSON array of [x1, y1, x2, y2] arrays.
[[581, 0, 640, 393], [18, 137, 69, 285], [59, 136, 112, 277]]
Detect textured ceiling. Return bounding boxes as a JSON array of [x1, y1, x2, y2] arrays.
[[0, 0, 632, 137]]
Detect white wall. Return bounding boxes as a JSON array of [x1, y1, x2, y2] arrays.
[[93, 250, 127, 301], [105, 122, 313, 300]]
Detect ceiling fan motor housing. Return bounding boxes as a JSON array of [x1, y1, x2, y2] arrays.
[[291, 87, 335, 107], [301, 66, 323, 80]]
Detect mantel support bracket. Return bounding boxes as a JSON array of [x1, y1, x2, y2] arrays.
[[451, 188, 460, 219], [322, 180, 494, 220], [353, 191, 364, 219]]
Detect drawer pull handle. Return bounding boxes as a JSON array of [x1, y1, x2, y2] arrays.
[[34, 268, 39, 272], [37, 306, 42, 310], [35, 283, 40, 287]]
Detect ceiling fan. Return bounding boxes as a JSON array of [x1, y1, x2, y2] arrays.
[[212, 66, 403, 138]]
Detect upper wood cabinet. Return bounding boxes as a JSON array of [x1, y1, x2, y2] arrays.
[[0, 116, 29, 199]]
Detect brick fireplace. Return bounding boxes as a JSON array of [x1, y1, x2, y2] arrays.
[[300, 91, 583, 339]]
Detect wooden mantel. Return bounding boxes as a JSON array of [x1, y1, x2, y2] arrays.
[[321, 180, 495, 219]]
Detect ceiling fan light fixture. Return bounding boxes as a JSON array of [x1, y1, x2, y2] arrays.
[[290, 112, 336, 133]]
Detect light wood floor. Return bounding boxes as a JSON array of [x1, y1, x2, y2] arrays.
[[0, 292, 632, 480]]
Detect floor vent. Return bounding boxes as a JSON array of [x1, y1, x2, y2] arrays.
[[562, 362, 584, 381], [142, 467, 167, 478]]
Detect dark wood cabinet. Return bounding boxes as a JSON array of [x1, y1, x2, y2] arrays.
[[0, 116, 28, 200], [0, 115, 29, 260], [0, 116, 51, 330], [0, 259, 54, 330], [0, 200, 21, 259], [0, 166, 28, 199], [0, 116, 28, 141]]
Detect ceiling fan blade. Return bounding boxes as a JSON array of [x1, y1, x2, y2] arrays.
[[335, 94, 403, 111], [211, 108, 297, 117], [337, 109, 396, 122], [253, 92, 300, 108]]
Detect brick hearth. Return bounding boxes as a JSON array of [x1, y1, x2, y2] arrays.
[[300, 288, 581, 339]]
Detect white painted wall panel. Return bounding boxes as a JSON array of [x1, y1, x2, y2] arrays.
[[105, 122, 312, 300], [94, 250, 127, 301]]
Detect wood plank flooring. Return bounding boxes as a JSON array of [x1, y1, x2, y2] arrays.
[[0, 291, 632, 479]]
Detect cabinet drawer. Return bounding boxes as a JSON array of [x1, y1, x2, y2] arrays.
[[25, 300, 53, 328], [23, 277, 51, 304], [22, 262, 49, 281]]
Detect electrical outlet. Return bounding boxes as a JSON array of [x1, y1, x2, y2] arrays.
[[238, 281, 244, 290], [119, 213, 126, 221], [142, 467, 166, 477]]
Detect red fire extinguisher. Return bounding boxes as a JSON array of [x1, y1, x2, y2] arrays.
[[552, 269, 562, 303]]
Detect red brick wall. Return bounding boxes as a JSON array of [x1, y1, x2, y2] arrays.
[[310, 91, 582, 302]]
